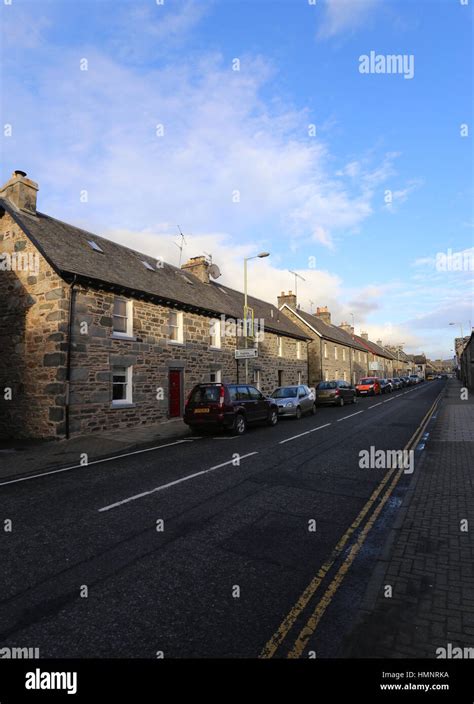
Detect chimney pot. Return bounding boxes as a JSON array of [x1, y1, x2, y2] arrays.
[[181, 255, 211, 284], [0, 170, 38, 214], [315, 306, 331, 325], [277, 290, 297, 310]]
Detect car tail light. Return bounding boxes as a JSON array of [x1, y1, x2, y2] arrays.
[[334, 389, 340, 396], [219, 385, 225, 407]]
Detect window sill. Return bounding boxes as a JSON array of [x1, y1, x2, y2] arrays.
[[209, 346, 222, 351], [168, 340, 184, 346], [111, 333, 136, 341], [111, 402, 135, 409]]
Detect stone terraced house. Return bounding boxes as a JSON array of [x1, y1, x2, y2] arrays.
[[352, 334, 397, 379], [0, 171, 309, 440], [277, 293, 370, 386]]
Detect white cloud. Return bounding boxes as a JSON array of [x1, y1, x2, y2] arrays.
[[384, 180, 422, 213], [3, 43, 393, 253], [317, 0, 378, 40]]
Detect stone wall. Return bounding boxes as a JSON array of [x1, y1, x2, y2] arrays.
[[68, 287, 308, 436], [0, 219, 308, 439], [0, 212, 67, 439], [279, 306, 369, 385]]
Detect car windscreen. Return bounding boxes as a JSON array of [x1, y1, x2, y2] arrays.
[[189, 386, 221, 404], [317, 381, 337, 390], [271, 387, 298, 398], [359, 379, 374, 384]]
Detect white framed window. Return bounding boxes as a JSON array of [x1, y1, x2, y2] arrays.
[[296, 341, 301, 360], [324, 369, 329, 381], [324, 343, 328, 359], [358, 351, 361, 362], [297, 370, 302, 384], [335, 369, 339, 379], [334, 346, 338, 360], [169, 310, 184, 344], [210, 319, 221, 348], [277, 336, 283, 357], [342, 348, 346, 362], [113, 297, 133, 338], [112, 365, 133, 406], [343, 371, 347, 381], [210, 369, 221, 383], [253, 369, 261, 390]]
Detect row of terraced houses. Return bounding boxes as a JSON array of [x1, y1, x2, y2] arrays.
[[1, 171, 417, 440]]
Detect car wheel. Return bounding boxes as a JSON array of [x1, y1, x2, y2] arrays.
[[338, 396, 345, 407], [295, 406, 302, 420], [352, 395, 357, 404], [233, 413, 247, 435], [311, 403, 317, 415], [267, 408, 278, 426]]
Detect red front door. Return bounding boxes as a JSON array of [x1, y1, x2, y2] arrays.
[[169, 369, 182, 418]]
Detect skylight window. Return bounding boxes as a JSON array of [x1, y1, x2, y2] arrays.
[[141, 260, 155, 271], [87, 240, 104, 253]]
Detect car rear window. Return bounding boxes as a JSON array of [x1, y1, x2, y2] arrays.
[[318, 381, 337, 389], [359, 378, 375, 384], [189, 385, 221, 404], [271, 387, 298, 398]]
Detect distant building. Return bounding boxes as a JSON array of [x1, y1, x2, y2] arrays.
[[460, 333, 474, 390], [278, 294, 369, 385]]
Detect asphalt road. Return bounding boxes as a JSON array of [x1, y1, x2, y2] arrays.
[[0, 380, 446, 658]]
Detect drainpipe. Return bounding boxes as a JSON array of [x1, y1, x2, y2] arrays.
[[65, 276, 77, 439], [306, 339, 311, 386], [320, 337, 323, 381]]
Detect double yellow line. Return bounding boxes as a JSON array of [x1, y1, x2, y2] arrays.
[[260, 390, 443, 659]]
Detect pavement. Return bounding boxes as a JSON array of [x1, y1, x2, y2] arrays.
[[342, 378, 474, 658], [0, 378, 466, 658], [0, 417, 191, 481]]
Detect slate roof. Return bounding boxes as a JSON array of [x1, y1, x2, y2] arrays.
[[0, 198, 308, 341], [352, 334, 397, 360], [283, 306, 368, 352]]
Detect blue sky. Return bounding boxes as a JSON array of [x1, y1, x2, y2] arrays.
[[1, 0, 473, 358]]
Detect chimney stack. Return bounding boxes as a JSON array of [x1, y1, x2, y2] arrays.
[[181, 255, 210, 284], [376, 339, 383, 347], [277, 290, 297, 310], [339, 321, 352, 334], [0, 170, 38, 214], [316, 306, 331, 325], [361, 331, 369, 341]]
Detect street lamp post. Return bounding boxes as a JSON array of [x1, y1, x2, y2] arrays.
[[243, 252, 270, 383]]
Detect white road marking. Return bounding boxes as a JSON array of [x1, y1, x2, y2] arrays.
[[337, 411, 364, 422], [383, 397, 394, 403], [368, 402, 383, 409], [212, 436, 241, 440], [98, 451, 259, 512], [279, 423, 331, 445], [0, 438, 200, 488]]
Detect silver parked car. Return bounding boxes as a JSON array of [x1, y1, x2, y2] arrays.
[[270, 385, 316, 419]]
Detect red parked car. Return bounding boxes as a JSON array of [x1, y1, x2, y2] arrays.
[[355, 377, 382, 396]]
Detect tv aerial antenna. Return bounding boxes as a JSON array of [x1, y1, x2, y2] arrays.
[[288, 270, 306, 298], [174, 226, 187, 267]]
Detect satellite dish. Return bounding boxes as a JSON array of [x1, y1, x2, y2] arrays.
[[209, 263, 221, 279]]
